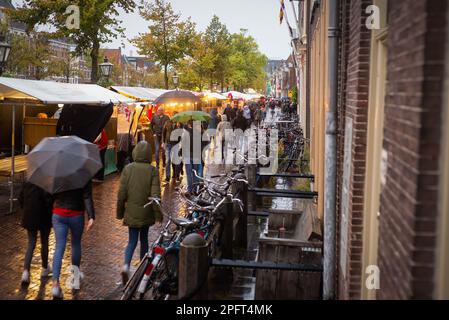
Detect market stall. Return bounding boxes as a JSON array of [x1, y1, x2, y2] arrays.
[[0, 77, 134, 214]]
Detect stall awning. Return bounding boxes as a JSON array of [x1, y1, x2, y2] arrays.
[[223, 91, 253, 101], [0, 77, 135, 105], [203, 92, 227, 100], [110, 86, 168, 102]]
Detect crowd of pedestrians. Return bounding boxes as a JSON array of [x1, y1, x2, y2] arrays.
[[17, 97, 296, 299]]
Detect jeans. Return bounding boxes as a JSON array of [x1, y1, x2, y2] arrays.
[[165, 144, 173, 180], [124, 226, 150, 266], [52, 214, 84, 281], [185, 162, 203, 193], [23, 228, 51, 271], [154, 135, 160, 166]]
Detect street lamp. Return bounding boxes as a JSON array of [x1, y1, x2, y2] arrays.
[[172, 72, 179, 89], [99, 57, 113, 80], [0, 35, 12, 76]]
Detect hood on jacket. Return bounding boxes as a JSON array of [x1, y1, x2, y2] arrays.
[[132, 141, 152, 163], [221, 114, 228, 122]]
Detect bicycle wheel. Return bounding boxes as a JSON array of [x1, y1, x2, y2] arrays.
[[142, 249, 179, 300], [120, 256, 150, 300]]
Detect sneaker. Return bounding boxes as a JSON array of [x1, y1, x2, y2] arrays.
[[52, 286, 64, 299], [21, 270, 30, 285], [121, 265, 130, 285], [41, 266, 52, 278], [68, 265, 84, 290]]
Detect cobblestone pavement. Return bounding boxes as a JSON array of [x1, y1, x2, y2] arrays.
[[0, 132, 294, 300], [0, 168, 187, 300]]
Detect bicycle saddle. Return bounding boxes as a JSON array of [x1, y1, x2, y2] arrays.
[[173, 217, 196, 228]]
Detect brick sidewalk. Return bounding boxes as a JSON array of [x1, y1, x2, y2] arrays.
[[0, 171, 185, 300]]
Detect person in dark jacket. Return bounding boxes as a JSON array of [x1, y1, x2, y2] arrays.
[[150, 108, 170, 167], [117, 141, 162, 284], [19, 182, 54, 285], [232, 110, 248, 155], [162, 113, 178, 182], [51, 181, 95, 299], [223, 104, 234, 122]]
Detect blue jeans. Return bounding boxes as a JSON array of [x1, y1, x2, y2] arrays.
[[154, 136, 161, 166], [165, 144, 173, 180], [52, 214, 84, 281], [124, 226, 150, 266], [185, 162, 203, 193]]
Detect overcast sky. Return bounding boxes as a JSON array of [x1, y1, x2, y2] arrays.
[[12, 0, 294, 60]]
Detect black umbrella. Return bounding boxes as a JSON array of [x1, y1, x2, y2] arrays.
[[56, 103, 113, 142], [27, 136, 102, 194], [154, 89, 201, 105]]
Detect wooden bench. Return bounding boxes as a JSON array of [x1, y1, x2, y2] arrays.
[[0, 155, 28, 177]]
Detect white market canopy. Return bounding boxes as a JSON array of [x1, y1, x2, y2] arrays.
[[111, 86, 169, 102], [203, 91, 227, 100], [0, 77, 134, 105]]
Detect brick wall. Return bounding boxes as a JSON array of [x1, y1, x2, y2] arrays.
[[335, 0, 349, 299], [378, 0, 447, 299], [336, 0, 372, 299]]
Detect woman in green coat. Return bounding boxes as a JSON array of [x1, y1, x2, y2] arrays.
[[117, 141, 162, 284]]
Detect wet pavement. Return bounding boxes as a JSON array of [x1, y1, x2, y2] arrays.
[[0, 145, 260, 300], [0, 110, 302, 300], [0, 167, 191, 300]]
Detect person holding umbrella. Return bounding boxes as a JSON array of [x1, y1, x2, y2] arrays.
[[26, 136, 102, 299]]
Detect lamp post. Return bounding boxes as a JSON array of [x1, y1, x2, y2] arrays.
[[0, 35, 12, 76], [99, 57, 113, 81], [172, 72, 179, 89]]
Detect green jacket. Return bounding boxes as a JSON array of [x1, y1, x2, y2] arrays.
[[117, 141, 162, 227]]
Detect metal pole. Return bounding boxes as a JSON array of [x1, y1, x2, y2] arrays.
[[9, 105, 16, 214], [324, 0, 340, 300]]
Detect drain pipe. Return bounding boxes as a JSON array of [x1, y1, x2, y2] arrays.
[[324, 0, 340, 300]]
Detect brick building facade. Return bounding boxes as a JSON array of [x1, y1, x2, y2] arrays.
[[298, 0, 449, 299], [378, 0, 448, 299], [335, 0, 372, 300]]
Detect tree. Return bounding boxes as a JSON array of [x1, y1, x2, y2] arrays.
[[227, 29, 268, 92], [132, 0, 196, 89], [4, 31, 69, 80], [204, 15, 231, 91], [8, 0, 136, 83]]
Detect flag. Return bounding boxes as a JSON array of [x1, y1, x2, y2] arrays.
[[279, 0, 285, 24]]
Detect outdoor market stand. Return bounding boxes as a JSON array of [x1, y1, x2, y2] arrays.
[[0, 77, 134, 214]]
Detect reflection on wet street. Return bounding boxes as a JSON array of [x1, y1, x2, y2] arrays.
[[0, 168, 189, 300]]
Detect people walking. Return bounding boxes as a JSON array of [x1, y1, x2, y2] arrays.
[[243, 105, 252, 127], [19, 182, 54, 285], [216, 114, 232, 164], [117, 141, 162, 285], [150, 108, 170, 167], [223, 104, 234, 122], [51, 181, 95, 299], [162, 113, 178, 182], [182, 121, 203, 195], [232, 110, 248, 155]]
